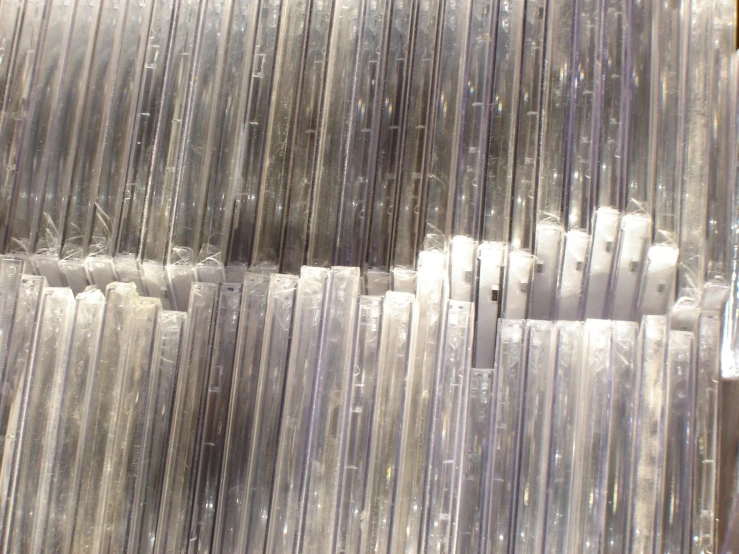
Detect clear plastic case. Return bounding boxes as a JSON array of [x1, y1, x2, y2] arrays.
[[154, 283, 217, 554], [62, 0, 155, 265], [41, 287, 106, 554], [129, 310, 187, 554], [114, 0, 177, 263], [481, 0, 526, 245], [265, 267, 329, 553], [236, 274, 298, 554], [165, 0, 242, 278], [628, 315, 668, 552], [543, 321, 583, 553], [451, 363, 495, 554], [364, 0, 418, 273], [334, 295, 383, 554], [508, 0, 548, 252], [187, 284, 242, 553], [602, 321, 638, 554], [225, 0, 283, 274], [0, 0, 47, 248], [390, 0, 443, 270], [692, 312, 721, 552], [2, 287, 75, 554], [422, 300, 474, 554], [483, 319, 526, 554], [566, 319, 613, 552], [513, 321, 557, 554], [301, 267, 361, 552], [3, 0, 79, 258], [422, 0, 474, 244], [359, 291, 415, 553], [257, 0, 335, 273], [390, 251, 446, 553], [212, 274, 270, 554], [138, 0, 200, 269], [0, 258, 23, 383], [93, 295, 161, 554], [71, 282, 138, 554], [657, 329, 695, 552], [311, 0, 392, 267]]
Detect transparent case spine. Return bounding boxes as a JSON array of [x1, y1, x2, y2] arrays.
[[624, 0, 653, 212], [596, 0, 629, 213], [481, 0, 526, 244], [602, 321, 638, 554], [508, 0, 548, 252], [0, 274, 45, 530], [93, 295, 161, 554], [422, 300, 474, 554], [692, 312, 721, 552], [543, 321, 583, 553], [451, 0, 499, 242], [154, 283, 218, 554], [705, 0, 735, 284], [451, 364, 495, 554], [566, 320, 614, 552], [359, 291, 415, 553], [195, 0, 264, 278], [41, 287, 106, 554], [450, 236, 477, 302], [566, 0, 604, 235], [2, 288, 75, 554], [334, 295, 383, 554], [0, 0, 47, 247], [187, 284, 243, 553], [4, 0, 79, 257], [62, 0, 155, 263], [390, 0, 443, 270], [0, 258, 23, 383], [301, 267, 361, 553], [267, 0, 335, 273], [166, 0, 237, 273], [212, 274, 270, 554], [365, 0, 416, 272], [241, 0, 306, 271], [513, 321, 556, 554], [265, 267, 329, 553], [627, 315, 668, 552], [422, 0, 474, 245], [311, 0, 392, 267], [483, 319, 526, 554], [236, 274, 298, 553], [657, 329, 695, 552], [114, 0, 177, 261], [0, 0, 24, 118], [71, 282, 138, 554], [389, 251, 446, 553], [32, 0, 101, 260], [139, 0, 201, 267], [501, 249, 534, 319], [677, 0, 714, 297], [128, 310, 187, 554], [226, 0, 283, 271]]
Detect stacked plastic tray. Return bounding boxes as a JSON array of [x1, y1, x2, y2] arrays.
[[0, 0, 738, 551]]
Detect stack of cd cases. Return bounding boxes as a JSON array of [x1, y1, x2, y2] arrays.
[[0, 0, 738, 551]]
